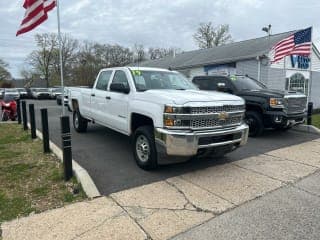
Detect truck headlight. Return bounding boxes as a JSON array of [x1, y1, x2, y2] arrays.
[[270, 98, 284, 108], [164, 105, 188, 114]]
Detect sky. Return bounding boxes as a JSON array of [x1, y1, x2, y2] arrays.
[[0, 0, 320, 78]]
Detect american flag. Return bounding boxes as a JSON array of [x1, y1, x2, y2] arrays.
[[271, 27, 312, 63], [16, 0, 56, 36]]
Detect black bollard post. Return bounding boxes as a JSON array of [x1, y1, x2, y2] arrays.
[[307, 102, 313, 125], [21, 101, 28, 130], [17, 99, 21, 124], [29, 104, 36, 139], [60, 116, 73, 181], [41, 108, 50, 153]]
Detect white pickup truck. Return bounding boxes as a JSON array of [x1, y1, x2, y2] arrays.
[[69, 67, 249, 169]]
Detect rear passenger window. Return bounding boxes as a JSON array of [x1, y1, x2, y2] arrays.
[[193, 77, 232, 91], [193, 78, 218, 91], [112, 71, 130, 88], [96, 71, 112, 91]]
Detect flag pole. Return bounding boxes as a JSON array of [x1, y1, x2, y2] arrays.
[[56, 0, 65, 116], [308, 26, 313, 103]]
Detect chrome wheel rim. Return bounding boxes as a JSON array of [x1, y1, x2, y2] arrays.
[[74, 114, 79, 129], [136, 135, 150, 163]]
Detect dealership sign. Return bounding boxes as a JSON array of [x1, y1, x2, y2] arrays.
[[290, 55, 310, 69]]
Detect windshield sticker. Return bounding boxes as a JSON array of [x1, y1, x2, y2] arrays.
[[132, 70, 142, 76], [230, 75, 237, 81]]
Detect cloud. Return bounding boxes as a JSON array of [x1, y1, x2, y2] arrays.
[[0, 0, 319, 77]]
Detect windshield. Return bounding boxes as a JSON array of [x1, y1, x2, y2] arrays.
[[5, 89, 17, 93], [231, 75, 266, 90], [3, 95, 16, 102], [52, 88, 62, 93], [35, 88, 48, 92], [131, 70, 197, 91]]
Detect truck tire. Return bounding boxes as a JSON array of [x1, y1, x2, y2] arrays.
[[245, 111, 264, 137], [133, 126, 158, 170], [73, 110, 88, 133]]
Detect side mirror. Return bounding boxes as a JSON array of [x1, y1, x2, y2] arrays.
[[110, 83, 130, 94]]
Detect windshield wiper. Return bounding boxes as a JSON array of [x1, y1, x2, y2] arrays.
[[175, 88, 187, 90]]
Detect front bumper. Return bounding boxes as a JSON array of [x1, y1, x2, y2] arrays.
[[154, 124, 249, 157], [264, 111, 306, 126]]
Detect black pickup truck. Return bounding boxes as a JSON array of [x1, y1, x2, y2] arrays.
[[192, 75, 307, 136]]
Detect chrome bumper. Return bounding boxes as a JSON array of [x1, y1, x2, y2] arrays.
[[154, 124, 249, 157]]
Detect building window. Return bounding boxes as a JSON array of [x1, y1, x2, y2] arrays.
[[286, 73, 308, 95]]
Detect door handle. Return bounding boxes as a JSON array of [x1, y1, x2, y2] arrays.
[[105, 96, 111, 100], [91, 94, 95, 97]]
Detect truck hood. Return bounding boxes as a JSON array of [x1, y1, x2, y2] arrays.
[[137, 89, 244, 105], [238, 89, 306, 98]]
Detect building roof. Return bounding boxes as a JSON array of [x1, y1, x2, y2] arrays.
[[133, 31, 299, 70]]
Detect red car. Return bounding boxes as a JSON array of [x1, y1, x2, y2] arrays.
[[1, 95, 17, 121]]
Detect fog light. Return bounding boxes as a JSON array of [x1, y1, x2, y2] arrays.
[[274, 116, 282, 123], [164, 119, 174, 126]]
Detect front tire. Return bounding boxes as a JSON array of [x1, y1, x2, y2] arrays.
[[133, 126, 158, 170], [1, 111, 9, 121], [245, 111, 264, 137], [73, 110, 88, 133]]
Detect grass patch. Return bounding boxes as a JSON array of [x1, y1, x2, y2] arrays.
[[0, 124, 86, 224], [312, 114, 320, 129]]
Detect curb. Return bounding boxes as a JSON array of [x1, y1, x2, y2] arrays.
[[292, 124, 320, 135], [27, 123, 101, 198], [0, 121, 18, 124]]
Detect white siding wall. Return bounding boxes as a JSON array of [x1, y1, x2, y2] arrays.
[[311, 50, 320, 72], [236, 59, 269, 85], [188, 67, 206, 80], [310, 71, 320, 109]]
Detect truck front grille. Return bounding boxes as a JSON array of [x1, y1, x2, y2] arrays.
[[191, 105, 245, 114], [286, 97, 307, 114], [191, 115, 243, 129]]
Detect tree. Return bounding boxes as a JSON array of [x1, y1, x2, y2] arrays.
[[0, 59, 11, 82], [148, 47, 181, 60], [193, 22, 232, 49], [133, 44, 146, 63], [28, 33, 57, 87], [51, 34, 79, 85]]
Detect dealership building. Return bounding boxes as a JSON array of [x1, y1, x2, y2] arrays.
[[138, 30, 320, 109]]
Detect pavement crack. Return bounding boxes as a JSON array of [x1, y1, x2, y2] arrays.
[[263, 153, 320, 169], [109, 196, 152, 240], [231, 162, 285, 183], [178, 176, 236, 206], [292, 184, 320, 199], [165, 180, 215, 214], [70, 212, 125, 240]]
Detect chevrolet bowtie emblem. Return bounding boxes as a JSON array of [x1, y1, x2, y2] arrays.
[[218, 112, 228, 121]]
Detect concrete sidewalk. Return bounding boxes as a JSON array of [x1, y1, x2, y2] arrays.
[[1, 138, 320, 240]]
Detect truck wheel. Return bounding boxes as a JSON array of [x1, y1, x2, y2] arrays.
[[133, 126, 158, 170], [73, 110, 88, 133], [245, 111, 264, 137]]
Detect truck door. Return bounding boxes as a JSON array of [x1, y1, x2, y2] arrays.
[[91, 70, 113, 123], [106, 70, 130, 133]]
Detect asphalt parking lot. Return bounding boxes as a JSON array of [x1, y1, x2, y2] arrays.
[[27, 100, 319, 195]]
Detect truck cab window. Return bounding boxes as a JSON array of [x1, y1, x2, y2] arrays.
[[96, 71, 112, 91], [112, 71, 130, 88]]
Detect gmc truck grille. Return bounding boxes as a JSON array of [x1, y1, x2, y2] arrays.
[[191, 105, 245, 114], [286, 97, 307, 114]]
